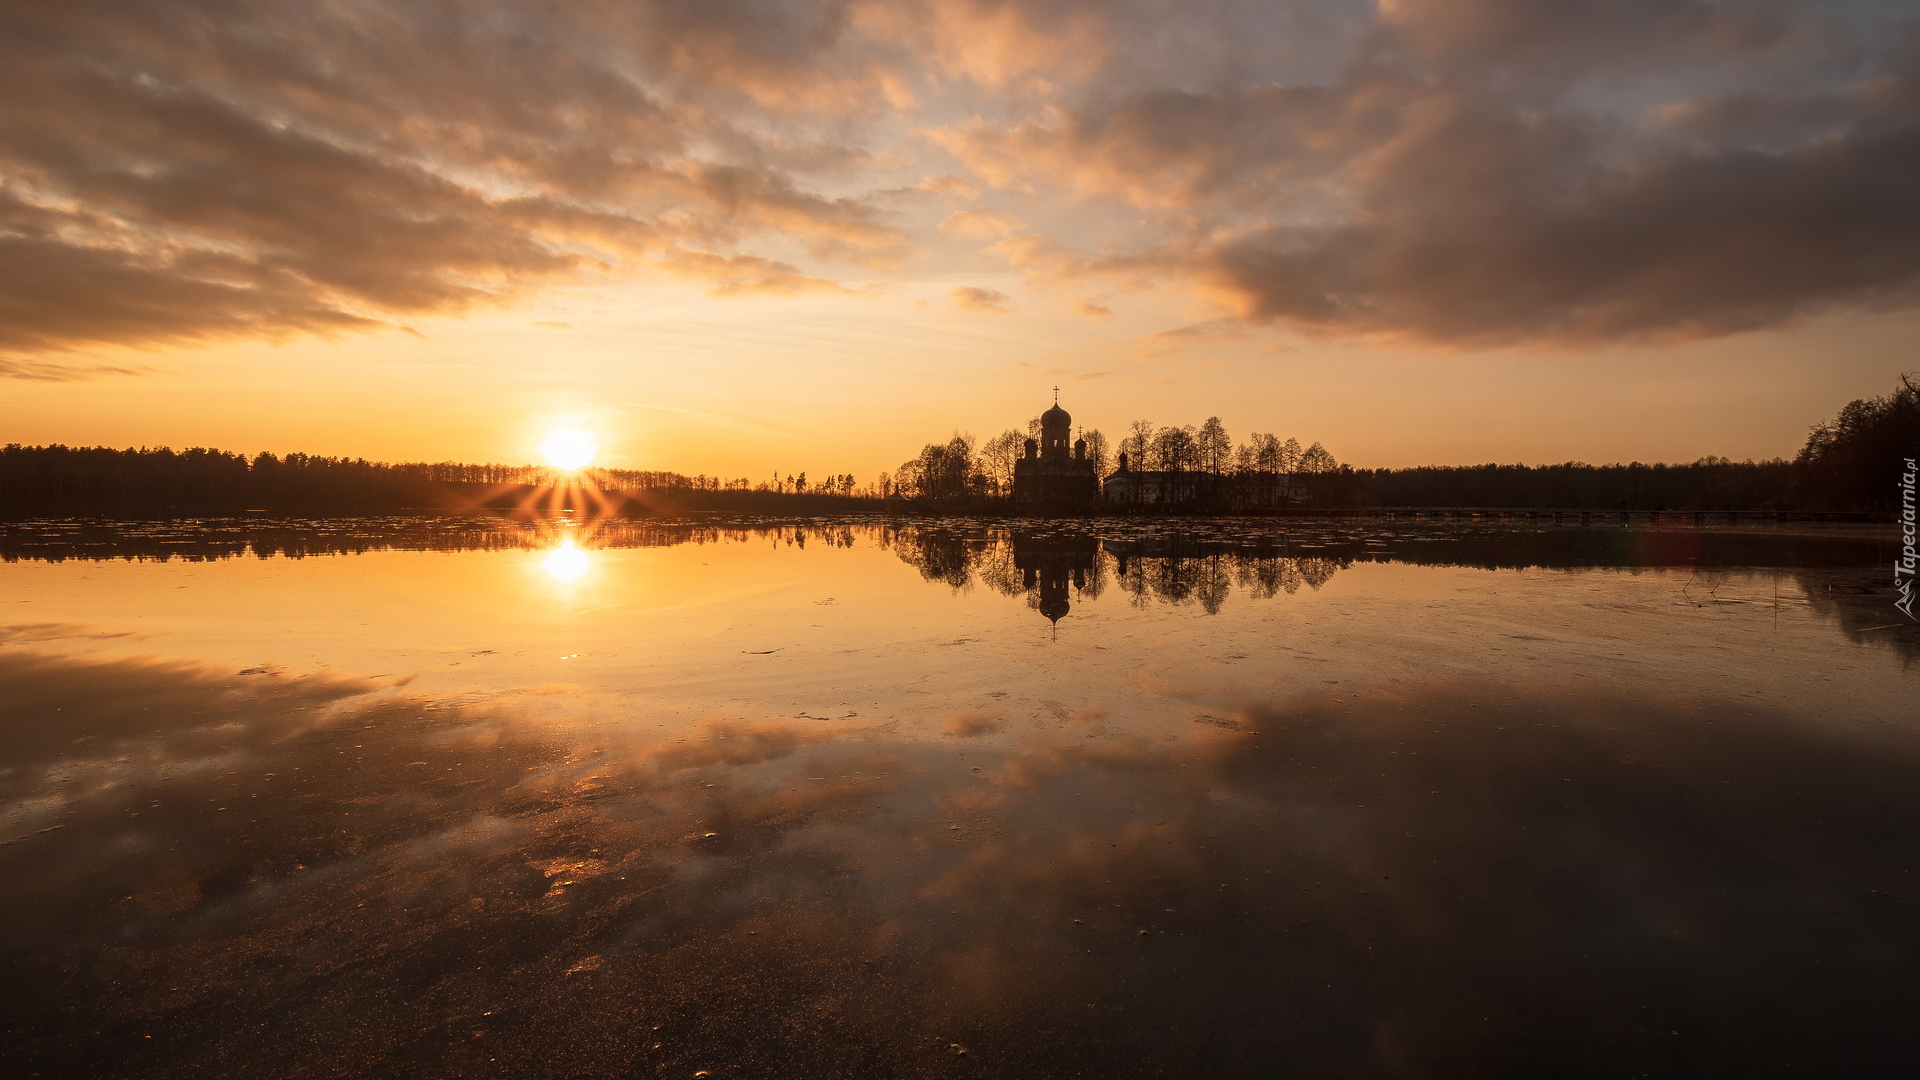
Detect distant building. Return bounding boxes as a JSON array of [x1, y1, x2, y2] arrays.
[[1012, 399, 1100, 507], [1102, 458, 1212, 505], [1011, 394, 1309, 509]]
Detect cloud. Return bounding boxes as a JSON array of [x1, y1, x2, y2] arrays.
[[933, 0, 1920, 346], [0, 354, 149, 381], [1187, 93, 1920, 345], [657, 249, 851, 296], [939, 208, 1027, 240], [0, 0, 914, 359], [950, 285, 1013, 312], [912, 174, 982, 200], [1136, 319, 1254, 357], [859, 0, 1115, 91], [5, 0, 1918, 358]]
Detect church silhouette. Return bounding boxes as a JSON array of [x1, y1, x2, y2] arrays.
[[1011, 393, 1099, 507]]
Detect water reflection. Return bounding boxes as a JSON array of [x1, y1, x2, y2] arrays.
[[5, 514, 1904, 573], [887, 527, 1350, 623], [3, 515, 1914, 658], [1, 647, 1914, 1076], [540, 539, 591, 584], [1, 514, 1917, 1075], [1013, 535, 1097, 624]]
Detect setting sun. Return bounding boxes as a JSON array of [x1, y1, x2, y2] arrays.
[[537, 428, 597, 472]]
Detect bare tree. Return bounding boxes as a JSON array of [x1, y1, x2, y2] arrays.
[[979, 428, 1026, 497], [1083, 428, 1111, 477], [1279, 437, 1303, 474], [897, 434, 981, 500], [1235, 432, 1283, 504], [1151, 425, 1197, 472], [1198, 416, 1231, 476], [1150, 425, 1198, 501], [1232, 436, 1260, 476], [1126, 419, 1154, 468], [1299, 442, 1338, 473], [1245, 433, 1273, 472]]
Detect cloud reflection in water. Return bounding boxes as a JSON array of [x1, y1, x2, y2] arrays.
[[1, 640, 1915, 1077]]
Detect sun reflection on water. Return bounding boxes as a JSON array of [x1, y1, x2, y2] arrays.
[[540, 540, 591, 583]]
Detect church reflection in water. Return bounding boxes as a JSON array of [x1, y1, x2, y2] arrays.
[[1013, 534, 1099, 624], [887, 525, 1353, 628], [11, 514, 1901, 652]]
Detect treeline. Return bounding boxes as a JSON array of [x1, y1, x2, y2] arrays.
[[6, 375, 1910, 515], [1349, 459, 1797, 511], [0, 445, 876, 512], [0, 446, 486, 509], [1356, 374, 1916, 511], [890, 416, 1343, 501], [1793, 373, 1919, 511], [889, 374, 1917, 513]]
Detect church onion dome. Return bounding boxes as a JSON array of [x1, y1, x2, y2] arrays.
[[1041, 403, 1071, 427], [1039, 595, 1070, 623]]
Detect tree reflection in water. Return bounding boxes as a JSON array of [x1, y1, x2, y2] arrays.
[[0, 514, 1915, 1075], [886, 526, 1350, 623]]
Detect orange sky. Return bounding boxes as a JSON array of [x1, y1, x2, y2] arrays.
[[5, 1, 1918, 479]]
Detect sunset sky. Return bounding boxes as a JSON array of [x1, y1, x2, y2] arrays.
[[5, 0, 1918, 479]]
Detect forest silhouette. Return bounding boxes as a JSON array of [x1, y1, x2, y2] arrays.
[[0, 447, 880, 515], [885, 375, 1915, 514], [4, 375, 1911, 516]]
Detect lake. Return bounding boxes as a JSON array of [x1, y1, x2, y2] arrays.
[[2, 515, 1915, 1077]]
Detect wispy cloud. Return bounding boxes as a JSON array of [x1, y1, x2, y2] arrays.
[[939, 208, 1026, 240], [1014, 361, 1106, 380], [0, 355, 149, 381], [1136, 319, 1252, 358], [950, 285, 1013, 313]]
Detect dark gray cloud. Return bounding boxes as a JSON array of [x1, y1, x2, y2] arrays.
[[4, 0, 1917, 372], [1196, 80, 1920, 344], [940, 0, 1920, 346], [0, 0, 916, 369]]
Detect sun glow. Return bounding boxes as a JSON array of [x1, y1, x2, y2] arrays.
[[540, 540, 591, 583], [538, 428, 597, 471]]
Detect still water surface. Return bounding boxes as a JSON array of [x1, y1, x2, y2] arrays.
[[2, 516, 1915, 1077]]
